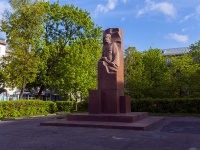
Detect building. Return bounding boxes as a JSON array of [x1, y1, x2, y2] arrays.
[[0, 39, 6, 57], [161, 47, 190, 56], [0, 39, 18, 100]]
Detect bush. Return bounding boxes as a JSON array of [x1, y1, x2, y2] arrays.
[[77, 100, 88, 112], [131, 98, 200, 114], [0, 100, 57, 118], [56, 101, 75, 112], [3, 98, 198, 118], [56, 100, 88, 112]]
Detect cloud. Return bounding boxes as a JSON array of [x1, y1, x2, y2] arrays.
[[137, 0, 176, 18], [121, 17, 126, 21], [179, 5, 200, 23], [196, 5, 200, 15], [182, 28, 186, 32], [167, 33, 189, 43], [95, 0, 128, 15], [95, 0, 118, 14], [179, 14, 194, 23]]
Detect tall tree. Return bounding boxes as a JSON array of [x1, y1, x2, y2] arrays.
[[189, 40, 200, 96], [52, 38, 101, 109], [125, 47, 171, 98], [33, 3, 102, 98], [142, 48, 169, 98], [190, 40, 200, 63], [8, 0, 41, 9], [0, 69, 6, 88], [170, 54, 200, 97], [1, 50, 39, 96], [0, 1, 47, 99], [124, 47, 146, 98]]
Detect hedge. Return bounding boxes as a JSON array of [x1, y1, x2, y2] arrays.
[[56, 100, 88, 112], [132, 98, 200, 113], [1, 98, 199, 118], [0, 100, 87, 118], [56, 101, 75, 112], [56, 98, 200, 114], [0, 100, 57, 118]]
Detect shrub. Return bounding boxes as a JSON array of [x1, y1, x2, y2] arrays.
[[56, 101, 75, 112], [0, 100, 57, 118], [131, 98, 200, 114], [56, 100, 88, 112], [77, 100, 88, 112]]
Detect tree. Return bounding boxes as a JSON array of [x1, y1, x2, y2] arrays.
[[0, 1, 47, 99], [142, 48, 170, 98], [53, 38, 101, 109], [124, 47, 146, 98], [169, 54, 200, 97], [1, 1, 102, 100], [189, 40, 200, 96], [33, 3, 102, 98], [190, 40, 200, 63], [1, 50, 39, 97], [8, 0, 41, 9], [125, 47, 172, 98], [0, 69, 6, 88]]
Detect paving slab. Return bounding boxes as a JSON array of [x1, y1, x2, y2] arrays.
[[162, 121, 200, 134], [1, 115, 200, 150]]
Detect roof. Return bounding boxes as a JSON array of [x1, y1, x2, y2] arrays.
[[161, 47, 190, 56], [0, 41, 6, 45], [0, 88, 7, 94]]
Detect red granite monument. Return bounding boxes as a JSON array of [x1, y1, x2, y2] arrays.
[[89, 28, 131, 114], [40, 28, 164, 130]]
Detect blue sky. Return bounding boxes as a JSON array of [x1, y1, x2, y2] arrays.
[[1, 0, 200, 51]]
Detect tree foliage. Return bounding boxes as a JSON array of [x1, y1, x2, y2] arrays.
[[125, 46, 146, 98], [0, 1, 47, 99], [0, 1, 102, 100], [125, 43, 200, 99], [33, 3, 102, 98]]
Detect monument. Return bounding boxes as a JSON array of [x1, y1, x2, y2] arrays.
[[41, 28, 164, 130], [88, 28, 131, 114]]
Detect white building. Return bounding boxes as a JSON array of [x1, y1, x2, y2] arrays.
[[0, 39, 6, 57], [0, 39, 18, 100]]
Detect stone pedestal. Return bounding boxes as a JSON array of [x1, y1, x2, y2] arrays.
[[88, 61, 131, 114]]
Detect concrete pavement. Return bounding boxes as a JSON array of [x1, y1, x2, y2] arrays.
[[0, 115, 200, 150]]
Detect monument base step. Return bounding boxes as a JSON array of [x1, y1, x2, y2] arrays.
[[67, 112, 148, 123], [40, 112, 164, 130]]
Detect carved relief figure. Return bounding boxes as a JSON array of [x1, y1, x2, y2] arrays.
[[100, 34, 120, 73]]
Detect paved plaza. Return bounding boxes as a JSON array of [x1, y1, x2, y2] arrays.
[[0, 115, 200, 150]]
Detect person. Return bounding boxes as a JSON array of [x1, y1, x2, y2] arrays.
[[100, 34, 120, 73]]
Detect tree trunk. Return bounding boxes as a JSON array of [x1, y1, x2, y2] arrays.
[[19, 76, 26, 100], [36, 85, 45, 99], [75, 99, 78, 111]]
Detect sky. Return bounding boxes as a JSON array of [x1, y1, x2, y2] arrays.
[[0, 0, 200, 51]]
